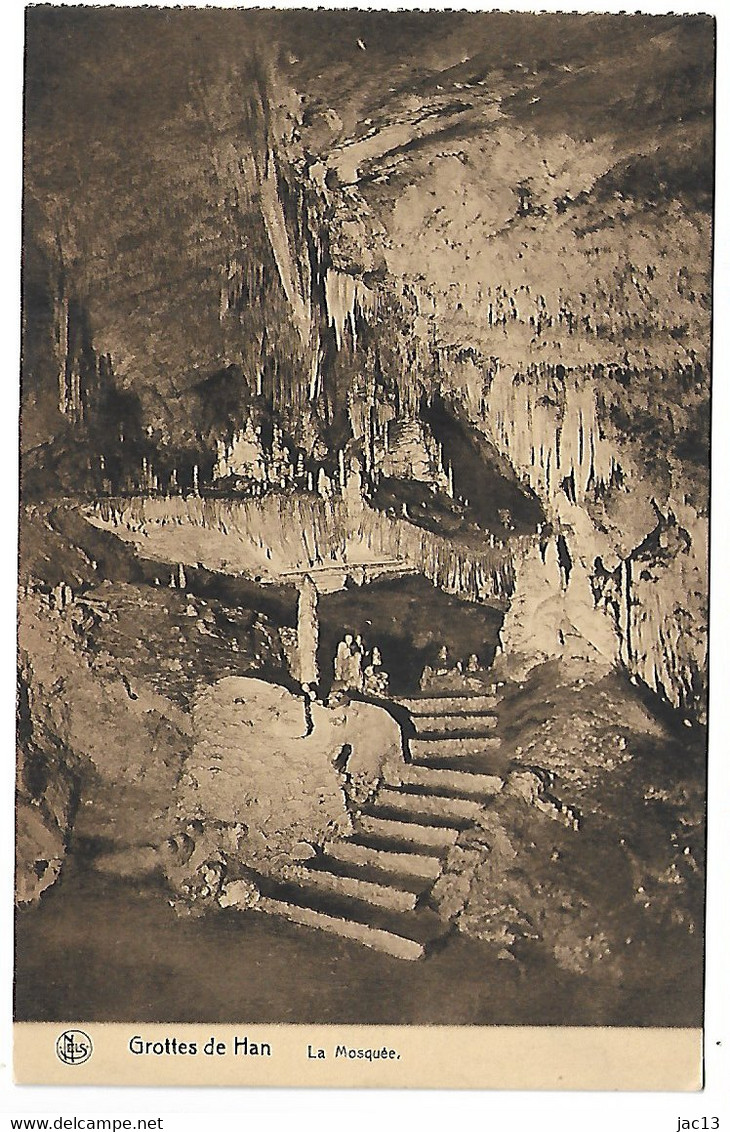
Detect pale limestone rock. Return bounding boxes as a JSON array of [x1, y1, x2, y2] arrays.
[[498, 534, 618, 679], [331, 698, 404, 786], [183, 677, 352, 867], [218, 877, 261, 910]]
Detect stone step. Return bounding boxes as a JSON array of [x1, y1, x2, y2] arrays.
[[388, 764, 504, 798], [410, 736, 502, 762], [252, 871, 445, 940], [255, 897, 425, 960], [412, 713, 498, 735], [408, 756, 509, 779], [312, 853, 430, 895], [325, 839, 443, 880], [296, 868, 418, 912], [372, 787, 484, 823], [396, 694, 499, 715], [356, 814, 460, 849]]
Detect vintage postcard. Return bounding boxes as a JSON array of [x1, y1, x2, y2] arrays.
[[15, 5, 712, 1089]]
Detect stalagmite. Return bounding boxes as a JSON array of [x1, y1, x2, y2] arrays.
[[297, 575, 319, 688]]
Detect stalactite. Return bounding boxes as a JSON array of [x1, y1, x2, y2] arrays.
[[56, 295, 69, 416], [259, 150, 312, 348], [324, 269, 375, 351]]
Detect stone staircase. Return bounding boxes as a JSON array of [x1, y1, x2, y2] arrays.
[[250, 690, 505, 960]]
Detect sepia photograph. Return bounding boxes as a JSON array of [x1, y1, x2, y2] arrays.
[[14, 2, 713, 1087]]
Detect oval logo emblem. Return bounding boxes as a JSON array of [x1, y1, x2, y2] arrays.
[[55, 1030, 93, 1066]]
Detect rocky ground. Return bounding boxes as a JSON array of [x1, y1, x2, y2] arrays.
[[16, 508, 287, 905], [15, 648, 704, 1025], [15, 505, 705, 1022], [432, 660, 704, 986]]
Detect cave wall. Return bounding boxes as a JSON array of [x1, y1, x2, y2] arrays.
[[22, 9, 712, 719], [304, 15, 712, 717]]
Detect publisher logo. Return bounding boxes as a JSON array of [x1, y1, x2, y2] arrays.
[[56, 1030, 93, 1066]]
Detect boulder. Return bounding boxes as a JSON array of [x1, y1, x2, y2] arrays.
[[181, 677, 353, 871]]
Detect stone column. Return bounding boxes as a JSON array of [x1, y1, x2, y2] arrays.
[[297, 574, 320, 687]]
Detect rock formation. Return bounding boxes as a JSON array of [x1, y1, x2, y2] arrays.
[[22, 10, 711, 722]]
